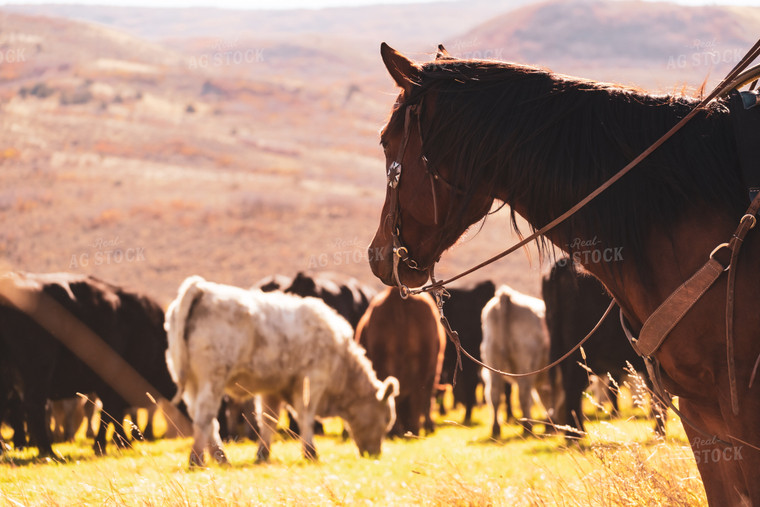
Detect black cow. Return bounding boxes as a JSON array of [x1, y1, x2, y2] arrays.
[[437, 280, 496, 425], [541, 261, 665, 439], [0, 272, 178, 457], [285, 271, 376, 330]]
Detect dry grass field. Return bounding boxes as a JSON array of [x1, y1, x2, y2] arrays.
[[1, 386, 707, 506]]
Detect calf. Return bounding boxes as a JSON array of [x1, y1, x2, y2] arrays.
[[481, 285, 562, 438], [542, 261, 666, 439], [0, 272, 177, 457], [356, 288, 445, 437], [165, 276, 398, 466]]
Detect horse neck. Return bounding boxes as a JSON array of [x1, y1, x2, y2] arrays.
[[484, 82, 739, 324]]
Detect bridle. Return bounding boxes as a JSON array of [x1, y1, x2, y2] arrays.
[[385, 96, 465, 299]]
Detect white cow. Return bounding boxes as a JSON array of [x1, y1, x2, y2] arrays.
[[481, 285, 563, 438], [165, 276, 399, 466]]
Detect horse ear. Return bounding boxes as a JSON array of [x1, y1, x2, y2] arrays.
[[435, 44, 451, 60], [381, 42, 421, 94], [378, 376, 400, 401]]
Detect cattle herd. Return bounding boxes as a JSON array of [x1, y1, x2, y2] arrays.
[[0, 260, 666, 465]]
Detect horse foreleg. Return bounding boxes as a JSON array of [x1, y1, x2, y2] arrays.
[[679, 398, 753, 506]]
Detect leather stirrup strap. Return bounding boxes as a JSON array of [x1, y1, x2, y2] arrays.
[[629, 258, 726, 357], [631, 193, 760, 358]]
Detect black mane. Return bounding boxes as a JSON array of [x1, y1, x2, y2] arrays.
[[390, 58, 747, 277]]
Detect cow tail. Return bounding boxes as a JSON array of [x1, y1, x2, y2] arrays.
[[165, 276, 205, 405]]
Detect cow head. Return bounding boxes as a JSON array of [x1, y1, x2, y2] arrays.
[[345, 376, 399, 457]]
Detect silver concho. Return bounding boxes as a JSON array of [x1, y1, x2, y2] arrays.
[[387, 161, 401, 188]]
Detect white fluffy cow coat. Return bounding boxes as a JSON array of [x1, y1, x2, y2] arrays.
[[165, 276, 399, 466], [481, 285, 563, 438]]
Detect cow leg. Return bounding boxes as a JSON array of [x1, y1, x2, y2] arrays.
[[504, 382, 514, 422], [83, 397, 96, 439], [7, 392, 27, 449], [142, 405, 157, 441], [109, 401, 131, 450], [390, 396, 410, 438], [485, 372, 503, 439], [94, 396, 129, 454], [125, 408, 141, 441], [188, 383, 227, 467], [516, 378, 535, 436], [292, 378, 324, 461], [436, 388, 447, 417], [49, 401, 65, 443], [23, 394, 55, 458], [256, 394, 281, 462], [242, 399, 260, 441], [563, 364, 587, 441], [64, 398, 85, 442], [422, 392, 435, 436]]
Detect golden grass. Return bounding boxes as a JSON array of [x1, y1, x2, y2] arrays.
[[0, 396, 707, 506]]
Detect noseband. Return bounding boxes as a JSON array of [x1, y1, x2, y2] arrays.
[[385, 97, 464, 298]]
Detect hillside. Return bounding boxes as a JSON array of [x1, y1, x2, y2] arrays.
[[447, 0, 760, 91], [0, 10, 545, 304]]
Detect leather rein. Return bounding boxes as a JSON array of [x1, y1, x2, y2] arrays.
[[383, 40, 760, 424]]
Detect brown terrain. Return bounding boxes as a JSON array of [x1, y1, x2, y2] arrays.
[[1, 0, 758, 306]]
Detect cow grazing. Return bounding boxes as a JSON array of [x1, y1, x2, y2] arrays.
[[481, 285, 563, 438], [0, 272, 178, 458], [256, 271, 377, 437], [356, 287, 445, 437], [438, 280, 496, 425], [165, 276, 398, 466], [541, 261, 666, 439]]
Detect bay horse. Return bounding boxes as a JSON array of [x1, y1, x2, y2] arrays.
[[368, 43, 760, 505]]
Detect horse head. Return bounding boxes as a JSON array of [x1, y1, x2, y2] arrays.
[[368, 43, 494, 289]]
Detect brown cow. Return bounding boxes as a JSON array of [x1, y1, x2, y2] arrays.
[[356, 287, 445, 437]]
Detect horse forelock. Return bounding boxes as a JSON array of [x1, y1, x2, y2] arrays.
[[399, 57, 746, 281]]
